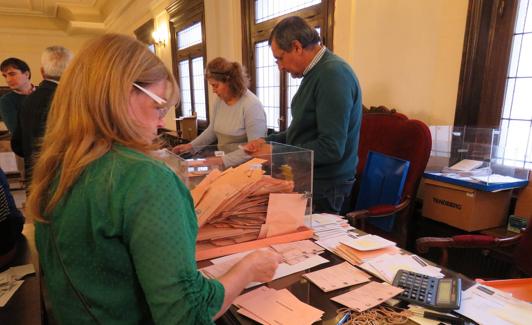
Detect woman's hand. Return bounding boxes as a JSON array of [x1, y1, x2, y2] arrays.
[[240, 249, 282, 283], [172, 143, 193, 154], [241, 138, 266, 154], [214, 249, 282, 319]]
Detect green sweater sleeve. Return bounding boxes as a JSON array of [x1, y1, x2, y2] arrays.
[[266, 130, 287, 143], [122, 163, 224, 324]]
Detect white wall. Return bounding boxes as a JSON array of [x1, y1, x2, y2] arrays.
[[335, 0, 468, 125], [0, 30, 95, 86]]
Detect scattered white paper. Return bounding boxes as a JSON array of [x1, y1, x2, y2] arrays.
[[471, 174, 526, 184], [457, 284, 532, 325], [201, 248, 329, 289], [0, 264, 36, 307], [364, 254, 443, 283]]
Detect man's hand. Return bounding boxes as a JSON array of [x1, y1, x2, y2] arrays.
[[241, 138, 266, 154]]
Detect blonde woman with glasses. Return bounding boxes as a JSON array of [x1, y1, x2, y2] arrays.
[[27, 34, 280, 325]]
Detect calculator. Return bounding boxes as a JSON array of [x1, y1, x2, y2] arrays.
[[392, 269, 462, 311]]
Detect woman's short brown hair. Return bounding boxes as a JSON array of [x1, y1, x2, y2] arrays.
[[205, 57, 249, 98]]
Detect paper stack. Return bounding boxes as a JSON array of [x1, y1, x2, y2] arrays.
[[330, 281, 403, 312], [270, 240, 324, 265], [302, 262, 371, 292], [307, 213, 355, 240], [192, 158, 308, 246], [316, 233, 400, 265], [234, 286, 324, 325], [358, 253, 444, 284], [200, 240, 329, 288], [457, 284, 532, 325]]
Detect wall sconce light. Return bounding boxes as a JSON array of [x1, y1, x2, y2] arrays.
[[152, 27, 168, 48]]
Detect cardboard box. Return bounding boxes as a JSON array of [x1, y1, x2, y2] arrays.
[[422, 178, 511, 231], [514, 173, 532, 220]]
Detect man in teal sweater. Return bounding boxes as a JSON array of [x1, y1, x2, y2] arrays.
[[254, 16, 362, 214]]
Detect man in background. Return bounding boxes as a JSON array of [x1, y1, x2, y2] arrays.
[[245, 16, 362, 214], [12, 46, 73, 184], [0, 58, 34, 134]]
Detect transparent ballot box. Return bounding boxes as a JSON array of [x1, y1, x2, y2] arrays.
[[156, 142, 315, 260], [426, 126, 529, 189], [428, 126, 497, 171]]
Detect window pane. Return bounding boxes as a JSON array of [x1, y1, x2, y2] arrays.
[[496, 119, 510, 162], [192, 57, 207, 120], [515, 0, 529, 33], [517, 33, 532, 77], [524, 0, 532, 32], [255, 40, 280, 130], [285, 27, 319, 127], [177, 22, 202, 50], [179, 60, 192, 116], [499, 1, 532, 169], [286, 75, 302, 126], [509, 77, 532, 120], [502, 78, 515, 119], [508, 34, 522, 77], [255, 0, 321, 23], [499, 120, 530, 167]]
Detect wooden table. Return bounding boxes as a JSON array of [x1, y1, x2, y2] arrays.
[[0, 224, 43, 325], [215, 242, 476, 325]]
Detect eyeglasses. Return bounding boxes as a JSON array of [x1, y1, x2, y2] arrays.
[[132, 82, 169, 118]]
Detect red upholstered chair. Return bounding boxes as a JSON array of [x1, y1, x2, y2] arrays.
[[416, 224, 532, 278], [345, 106, 432, 249]]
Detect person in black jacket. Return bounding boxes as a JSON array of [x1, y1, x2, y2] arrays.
[[11, 46, 73, 185], [0, 168, 24, 269]]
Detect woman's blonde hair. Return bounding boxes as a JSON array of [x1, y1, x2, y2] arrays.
[[205, 57, 249, 98], [27, 34, 179, 222]]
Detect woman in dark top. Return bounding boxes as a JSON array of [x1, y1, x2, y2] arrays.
[[0, 168, 24, 269]]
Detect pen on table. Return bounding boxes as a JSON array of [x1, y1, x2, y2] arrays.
[[336, 311, 351, 325], [412, 255, 428, 267]]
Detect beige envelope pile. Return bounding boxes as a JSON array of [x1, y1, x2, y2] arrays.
[[192, 158, 308, 246], [234, 286, 324, 325]]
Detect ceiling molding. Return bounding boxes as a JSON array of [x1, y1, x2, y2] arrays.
[[67, 20, 106, 34], [0, 0, 125, 35]]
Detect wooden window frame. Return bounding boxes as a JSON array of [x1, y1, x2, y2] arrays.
[[134, 19, 155, 46], [167, 0, 209, 129], [454, 0, 518, 128], [241, 0, 335, 131]]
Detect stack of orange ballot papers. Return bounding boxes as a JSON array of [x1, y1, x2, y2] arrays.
[[192, 158, 308, 247], [233, 286, 324, 325]]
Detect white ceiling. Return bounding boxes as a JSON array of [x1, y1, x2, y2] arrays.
[[0, 0, 128, 34], [0, 0, 96, 18]]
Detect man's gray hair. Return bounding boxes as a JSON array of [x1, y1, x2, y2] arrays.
[[268, 16, 321, 51], [41, 46, 73, 79]]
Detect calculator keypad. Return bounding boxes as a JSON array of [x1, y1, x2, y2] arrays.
[[396, 271, 436, 304]]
